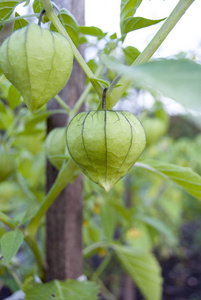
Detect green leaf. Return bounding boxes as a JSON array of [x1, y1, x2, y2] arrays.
[[110, 32, 117, 40], [102, 57, 201, 112], [138, 216, 175, 240], [0, 230, 23, 264], [50, 8, 79, 46], [136, 159, 201, 201], [23, 0, 30, 6], [123, 46, 140, 65], [23, 279, 98, 300], [13, 12, 28, 30], [100, 202, 116, 243], [109, 199, 132, 224], [79, 26, 107, 40], [0, 0, 23, 30], [115, 245, 163, 300], [120, 0, 142, 23], [0, 100, 14, 129], [8, 84, 22, 109], [121, 16, 166, 35], [33, 0, 43, 14]]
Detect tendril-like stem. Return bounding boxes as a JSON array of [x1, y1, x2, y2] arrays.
[[38, 9, 46, 26], [102, 87, 108, 110]]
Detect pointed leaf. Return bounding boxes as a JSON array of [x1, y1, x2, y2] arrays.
[[102, 57, 201, 112], [8, 84, 22, 109], [115, 245, 163, 300], [120, 0, 142, 23], [138, 216, 175, 240], [23, 0, 30, 6], [0, 230, 23, 264], [0, 0, 23, 30], [123, 46, 140, 65], [23, 279, 98, 300], [13, 12, 28, 30], [121, 16, 166, 35], [136, 159, 201, 201], [79, 26, 107, 40]]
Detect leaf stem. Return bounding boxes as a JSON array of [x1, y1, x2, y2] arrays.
[[92, 251, 113, 281], [0, 13, 39, 27], [0, 212, 17, 231], [0, 213, 44, 278], [1, 263, 22, 289], [26, 159, 80, 238], [106, 0, 195, 109], [83, 242, 108, 257], [54, 94, 71, 112], [42, 0, 103, 98]]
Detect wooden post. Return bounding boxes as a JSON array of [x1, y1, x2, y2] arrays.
[[45, 0, 85, 281]]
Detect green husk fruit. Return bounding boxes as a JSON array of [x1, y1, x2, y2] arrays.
[[45, 127, 69, 170], [66, 110, 146, 192], [0, 23, 73, 112]]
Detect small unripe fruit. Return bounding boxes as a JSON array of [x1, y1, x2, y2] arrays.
[[0, 151, 15, 182], [45, 127, 69, 170], [143, 117, 167, 146], [66, 110, 146, 192], [0, 24, 73, 112]]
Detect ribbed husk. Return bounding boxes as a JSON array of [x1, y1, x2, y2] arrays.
[[0, 24, 73, 112], [66, 110, 146, 192]]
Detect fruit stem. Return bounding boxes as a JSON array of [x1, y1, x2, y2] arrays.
[[71, 65, 104, 118], [42, 0, 103, 98], [38, 9, 46, 26], [104, 0, 195, 110], [102, 87, 108, 110]]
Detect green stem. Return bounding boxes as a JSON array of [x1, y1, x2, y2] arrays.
[[92, 251, 113, 281], [0, 211, 17, 230], [16, 172, 36, 201], [26, 159, 80, 238], [54, 94, 71, 112], [0, 13, 39, 26], [106, 0, 195, 109], [96, 279, 116, 300], [71, 65, 104, 118], [83, 241, 108, 258], [0, 213, 44, 278], [42, 0, 103, 98], [1, 263, 22, 289], [24, 235, 45, 280]]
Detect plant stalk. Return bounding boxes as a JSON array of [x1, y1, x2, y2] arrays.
[[92, 251, 113, 281], [54, 94, 71, 112], [26, 159, 80, 238], [0, 211, 17, 231], [24, 235, 45, 280]]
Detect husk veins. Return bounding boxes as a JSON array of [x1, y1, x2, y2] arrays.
[[66, 110, 146, 192], [0, 23, 73, 112]]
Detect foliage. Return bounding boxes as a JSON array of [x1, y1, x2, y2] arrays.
[[0, 0, 199, 299]]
